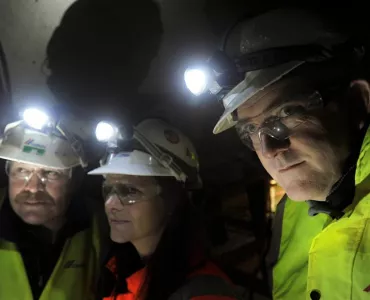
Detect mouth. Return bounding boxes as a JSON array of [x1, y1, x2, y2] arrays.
[[109, 219, 130, 224], [24, 201, 48, 205], [278, 161, 305, 173]]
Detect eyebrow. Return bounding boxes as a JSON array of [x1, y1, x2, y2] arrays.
[[105, 179, 149, 189], [236, 95, 287, 124], [12, 164, 65, 172], [236, 85, 315, 124]]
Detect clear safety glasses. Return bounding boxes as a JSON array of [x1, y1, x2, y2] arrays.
[[5, 161, 72, 185], [235, 90, 324, 151], [102, 181, 161, 206]]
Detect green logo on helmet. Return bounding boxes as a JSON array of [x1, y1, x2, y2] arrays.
[[22, 139, 46, 156]]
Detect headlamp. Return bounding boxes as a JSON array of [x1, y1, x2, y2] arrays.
[[183, 44, 339, 99], [95, 122, 117, 142], [22, 108, 50, 130], [184, 50, 241, 98], [20, 106, 89, 168], [184, 67, 210, 96], [95, 121, 133, 144], [95, 121, 187, 182]]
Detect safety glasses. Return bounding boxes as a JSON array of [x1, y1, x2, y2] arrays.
[[102, 182, 160, 206], [235, 90, 324, 151], [5, 161, 71, 185]]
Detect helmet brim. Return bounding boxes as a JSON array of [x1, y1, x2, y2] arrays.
[[88, 150, 173, 177], [213, 60, 304, 134]]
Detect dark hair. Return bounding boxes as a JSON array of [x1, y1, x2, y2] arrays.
[[116, 177, 206, 300]]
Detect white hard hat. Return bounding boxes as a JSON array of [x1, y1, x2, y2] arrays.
[[89, 119, 200, 185], [89, 150, 179, 177], [213, 8, 350, 134], [0, 121, 81, 169]]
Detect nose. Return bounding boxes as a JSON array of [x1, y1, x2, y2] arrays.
[[105, 194, 124, 211], [23, 173, 44, 193], [260, 133, 290, 158]]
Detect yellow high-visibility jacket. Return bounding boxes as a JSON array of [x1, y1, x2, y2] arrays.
[[0, 191, 100, 300], [270, 126, 370, 300]]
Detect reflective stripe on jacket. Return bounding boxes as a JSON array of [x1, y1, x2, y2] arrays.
[[270, 125, 370, 300]]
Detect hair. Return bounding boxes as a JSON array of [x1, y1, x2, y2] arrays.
[[114, 176, 206, 300]]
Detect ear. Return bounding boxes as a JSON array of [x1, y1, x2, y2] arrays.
[[348, 80, 370, 129]]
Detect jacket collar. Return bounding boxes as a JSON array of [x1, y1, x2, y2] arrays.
[[102, 242, 144, 297], [307, 124, 370, 218]]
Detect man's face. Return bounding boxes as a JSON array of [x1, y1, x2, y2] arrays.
[[236, 78, 350, 201], [8, 161, 72, 227], [104, 175, 165, 244]]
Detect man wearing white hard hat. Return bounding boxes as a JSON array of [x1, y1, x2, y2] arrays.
[[89, 118, 248, 300], [185, 8, 370, 300], [0, 108, 99, 300]]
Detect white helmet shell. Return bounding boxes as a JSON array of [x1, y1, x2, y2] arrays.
[[88, 150, 174, 177], [0, 121, 81, 169], [213, 8, 348, 134], [89, 119, 200, 182], [136, 119, 199, 170]]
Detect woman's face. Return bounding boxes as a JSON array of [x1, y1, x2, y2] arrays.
[[104, 174, 166, 244]]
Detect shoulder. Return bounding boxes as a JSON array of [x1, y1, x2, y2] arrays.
[[168, 261, 248, 300]]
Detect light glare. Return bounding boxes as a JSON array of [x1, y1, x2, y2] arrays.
[[23, 108, 49, 130], [96, 122, 115, 142], [184, 68, 208, 96]]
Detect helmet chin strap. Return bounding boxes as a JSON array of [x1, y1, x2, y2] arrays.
[[133, 128, 187, 182], [99, 126, 188, 182]]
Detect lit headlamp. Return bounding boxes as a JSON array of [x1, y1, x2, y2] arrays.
[[20, 107, 88, 168], [22, 108, 51, 130], [95, 121, 187, 182], [184, 50, 241, 98], [184, 45, 339, 98]]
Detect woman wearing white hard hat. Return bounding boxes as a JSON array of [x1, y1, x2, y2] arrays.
[[90, 118, 245, 300]]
